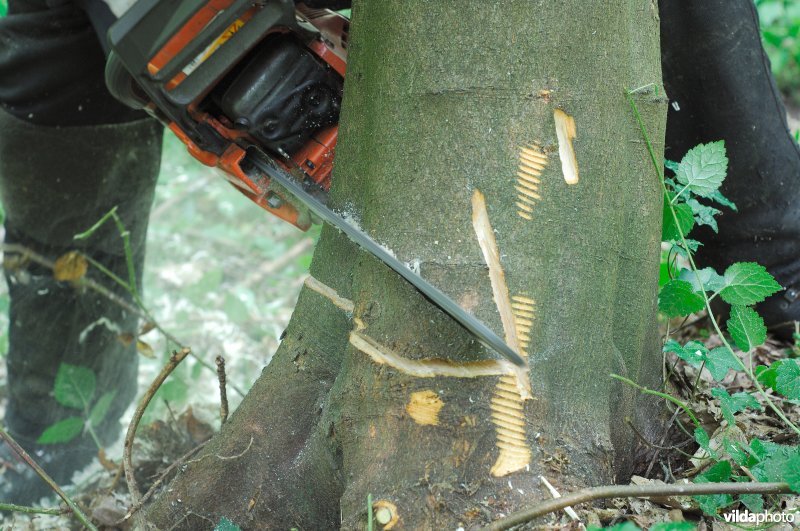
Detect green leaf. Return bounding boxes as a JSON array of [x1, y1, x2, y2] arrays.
[[749, 438, 780, 461], [705, 347, 741, 381], [659, 280, 705, 318], [214, 517, 242, 531], [89, 391, 117, 428], [650, 523, 695, 531], [664, 159, 680, 174], [719, 263, 781, 306], [711, 388, 761, 425], [726, 305, 766, 352], [686, 198, 721, 233], [738, 494, 764, 513], [678, 267, 725, 294], [675, 141, 729, 198], [708, 189, 737, 212], [694, 427, 717, 460], [755, 361, 782, 390], [54, 363, 96, 410], [785, 453, 800, 493], [664, 340, 707, 368], [223, 293, 250, 324], [775, 358, 800, 399], [662, 200, 695, 241], [37, 417, 84, 444], [693, 460, 733, 515]]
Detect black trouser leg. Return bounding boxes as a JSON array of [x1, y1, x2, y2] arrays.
[[659, 0, 800, 335], [0, 0, 162, 505]]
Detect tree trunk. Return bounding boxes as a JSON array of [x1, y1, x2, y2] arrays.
[[144, 1, 667, 528]]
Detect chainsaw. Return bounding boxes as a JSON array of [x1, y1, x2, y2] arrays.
[[105, 0, 524, 367]]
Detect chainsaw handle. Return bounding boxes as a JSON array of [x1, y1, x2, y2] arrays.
[[105, 51, 148, 110]]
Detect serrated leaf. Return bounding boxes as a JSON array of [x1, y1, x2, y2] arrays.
[[671, 340, 708, 368], [775, 358, 800, 400], [785, 454, 800, 493], [662, 200, 695, 241], [705, 347, 741, 381], [711, 388, 761, 425], [749, 438, 780, 461], [675, 141, 728, 198], [719, 263, 781, 306], [738, 494, 764, 513], [659, 280, 705, 318], [214, 517, 242, 531], [755, 361, 782, 390], [686, 198, 721, 233], [37, 416, 84, 444], [53, 251, 88, 282], [664, 159, 680, 174], [726, 305, 766, 352], [89, 391, 117, 428], [693, 460, 733, 515], [54, 363, 96, 410], [678, 267, 725, 294], [694, 427, 717, 460], [708, 189, 737, 211]]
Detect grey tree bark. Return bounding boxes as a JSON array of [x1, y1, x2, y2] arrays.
[[144, 1, 668, 528]]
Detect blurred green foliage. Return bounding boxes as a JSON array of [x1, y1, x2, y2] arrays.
[[757, 0, 800, 103], [0, 0, 6, 17]]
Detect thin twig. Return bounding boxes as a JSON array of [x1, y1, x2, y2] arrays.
[[216, 356, 229, 425], [0, 428, 98, 530], [483, 481, 793, 530], [0, 502, 69, 516], [124, 348, 191, 505], [116, 440, 209, 524]]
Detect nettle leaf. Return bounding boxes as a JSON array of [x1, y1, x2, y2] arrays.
[[675, 140, 729, 198], [785, 454, 800, 493], [694, 427, 718, 460], [775, 358, 800, 400], [659, 280, 705, 318], [755, 361, 782, 390], [726, 305, 766, 352], [749, 438, 780, 461], [750, 445, 800, 490], [719, 263, 781, 306], [678, 267, 725, 294], [37, 416, 84, 444], [664, 159, 680, 174], [662, 199, 695, 241], [711, 388, 761, 425], [705, 347, 741, 381], [54, 363, 96, 410], [664, 340, 707, 368], [693, 460, 733, 515], [738, 494, 764, 513], [89, 391, 117, 428], [708, 189, 737, 212], [686, 198, 721, 233]]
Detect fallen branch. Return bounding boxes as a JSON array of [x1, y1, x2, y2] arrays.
[[0, 428, 98, 530], [483, 481, 793, 531], [123, 348, 191, 505]]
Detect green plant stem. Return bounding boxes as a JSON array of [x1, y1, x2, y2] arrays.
[[367, 493, 373, 531], [625, 89, 800, 437], [0, 428, 98, 530], [484, 481, 793, 531], [0, 503, 68, 515], [611, 374, 700, 427]]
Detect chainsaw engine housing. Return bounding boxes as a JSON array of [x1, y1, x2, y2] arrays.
[[106, 0, 347, 229]]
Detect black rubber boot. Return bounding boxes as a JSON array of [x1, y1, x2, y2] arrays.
[[0, 111, 162, 505], [659, 0, 800, 338]]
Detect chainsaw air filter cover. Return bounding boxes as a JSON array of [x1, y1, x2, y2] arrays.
[[213, 34, 343, 154]]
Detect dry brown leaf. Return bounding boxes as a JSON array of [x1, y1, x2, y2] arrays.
[[136, 339, 156, 359], [117, 333, 134, 347], [139, 321, 157, 336], [53, 251, 88, 281]]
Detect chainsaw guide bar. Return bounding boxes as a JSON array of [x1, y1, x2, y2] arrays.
[[246, 147, 526, 368]]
